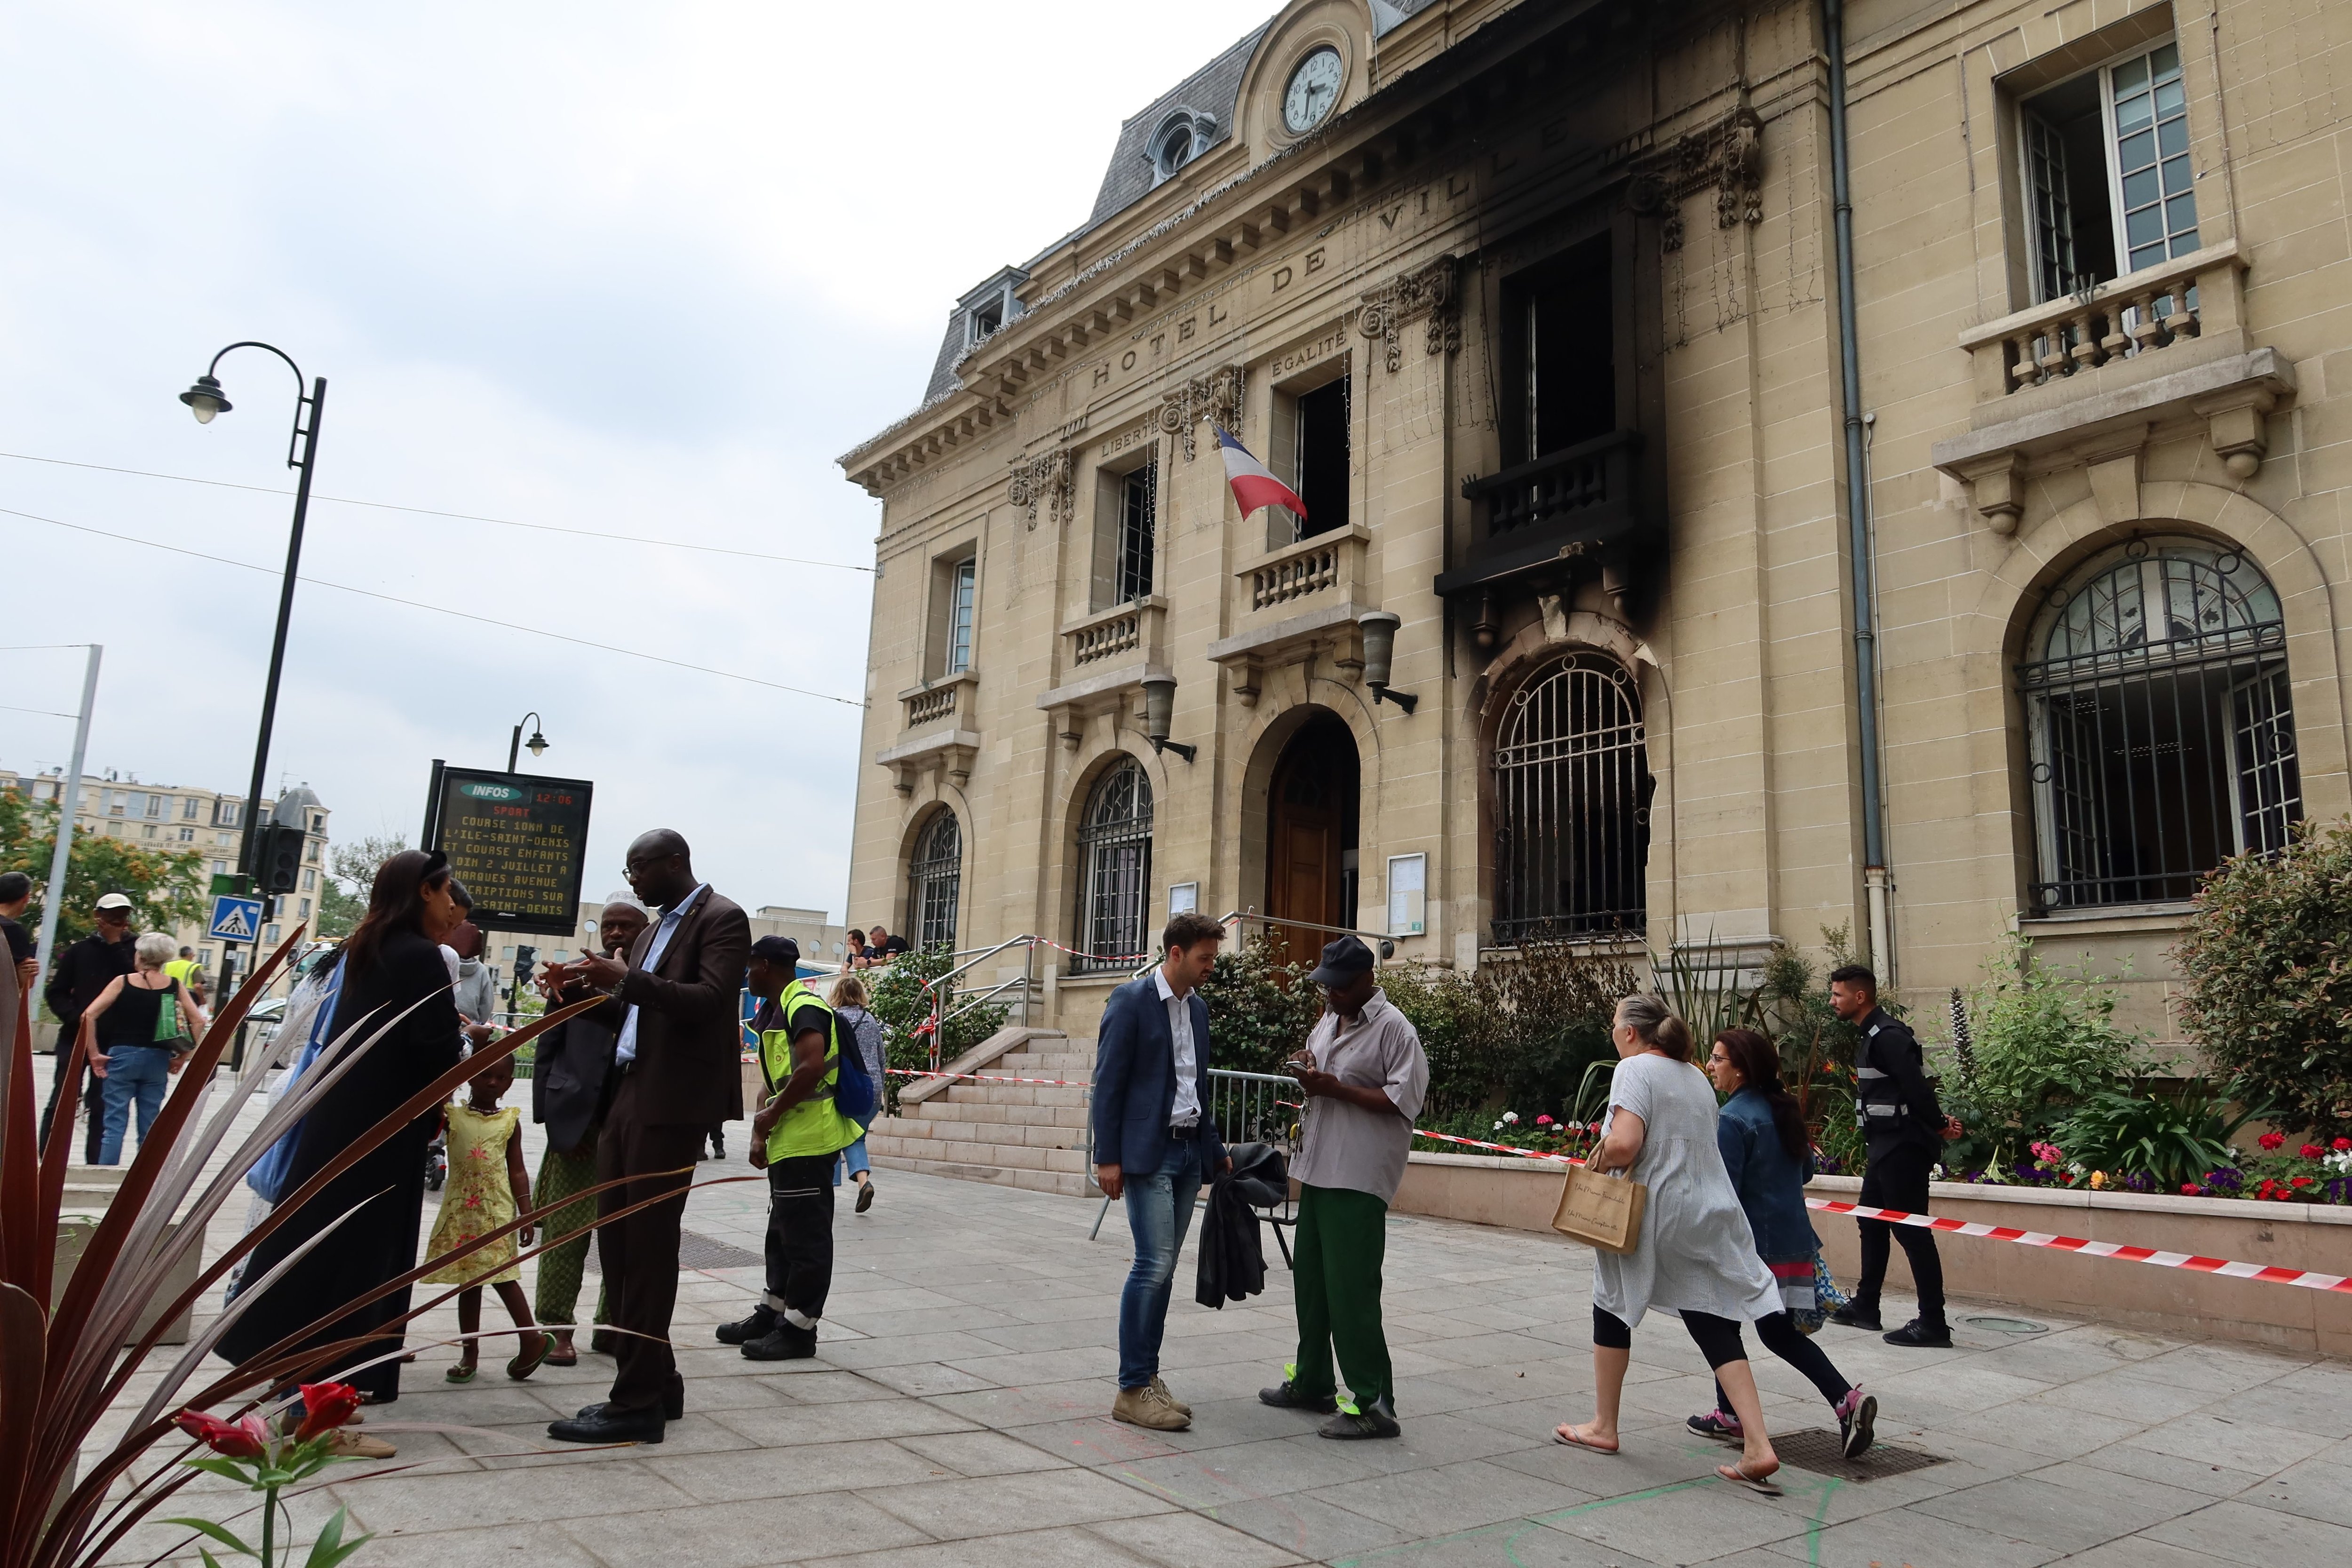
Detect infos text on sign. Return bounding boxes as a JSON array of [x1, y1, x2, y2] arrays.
[[426, 765, 595, 936]]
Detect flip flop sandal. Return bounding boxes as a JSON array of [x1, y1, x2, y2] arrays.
[[445, 1363, 478, 1384], [1717, 1460, 1784, 1497], [507, 1334, 552, 1381], [1552, 1424, 1620, 1453]]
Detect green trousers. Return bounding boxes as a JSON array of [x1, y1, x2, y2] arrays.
[[1290, 1183, 1393, 1411], [534, 1139, 607, 1329]]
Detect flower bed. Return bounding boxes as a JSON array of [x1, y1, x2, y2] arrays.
[[1936, 1132, 2352, 1203]]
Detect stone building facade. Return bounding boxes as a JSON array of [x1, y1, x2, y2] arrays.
[[838, 0, 2351, 1050]]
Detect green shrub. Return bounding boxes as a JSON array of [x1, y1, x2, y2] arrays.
[[866, 944, 1009, 1114], [1197, 933, 1324, 1076], [2051, 1085, 2264, 1188], [2176, 819, 2352, 1140], [1937, 934, 2150, 1172]]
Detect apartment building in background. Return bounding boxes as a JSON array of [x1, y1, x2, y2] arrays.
[[836, 0, 2350, 1054]]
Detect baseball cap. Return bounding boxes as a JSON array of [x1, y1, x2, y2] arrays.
[[1307, 934, 1376, 986], [94, 891, 135, 913], [749, 935, 801, 967]]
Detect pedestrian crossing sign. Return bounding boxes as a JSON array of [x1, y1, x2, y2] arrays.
[[208, 894, 264, 943]]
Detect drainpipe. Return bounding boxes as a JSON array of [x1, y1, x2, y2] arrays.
[[1822, 0, 1893, 977]]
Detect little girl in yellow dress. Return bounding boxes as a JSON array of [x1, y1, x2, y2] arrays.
[[423, 1051, 549, 1381]]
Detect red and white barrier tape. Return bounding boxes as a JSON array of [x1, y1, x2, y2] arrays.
[[1805, 1196, 2352, 1294], [886, 1067, 1088, 1088], [1412, 1128, 1592, 1162]]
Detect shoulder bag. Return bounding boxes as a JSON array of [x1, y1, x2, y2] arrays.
[[1549, 1162, 1648, 1254]]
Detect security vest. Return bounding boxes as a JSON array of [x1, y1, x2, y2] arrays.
[[758, 979, 858, 1162]]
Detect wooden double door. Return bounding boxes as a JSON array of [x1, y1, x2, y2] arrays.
[[1266, 711, 1360, 969]]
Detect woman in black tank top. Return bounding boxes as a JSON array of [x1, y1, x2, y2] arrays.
[[80, 930, 207, 1163]]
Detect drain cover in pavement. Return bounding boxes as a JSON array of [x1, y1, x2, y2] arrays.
[[1964, 1314, 2050, 1334], [582, 1231, 762, 1274], [1772, 1428, 1948, 1482]]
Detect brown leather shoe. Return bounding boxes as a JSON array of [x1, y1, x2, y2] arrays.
[[1112, 1384, 1189, 1431], [1149, 1375, 1191, 1417], [326, 1428, 396, 1460]]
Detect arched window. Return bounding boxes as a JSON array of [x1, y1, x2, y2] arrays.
[[2020, 539, 2301, 910], [1491, 653, 1650, 944], [907, 810, 962, 951], [1075, 757, 1153, 970]]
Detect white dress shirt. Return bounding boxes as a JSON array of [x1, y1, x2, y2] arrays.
[[1152, 967, 1200, 1127], [614, 883, 708, 1066]]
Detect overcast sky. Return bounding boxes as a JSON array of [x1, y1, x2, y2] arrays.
[[0, 0, 1276, 923]]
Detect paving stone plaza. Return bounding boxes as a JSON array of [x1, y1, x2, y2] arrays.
[[101, 1103, 2352, 1568]]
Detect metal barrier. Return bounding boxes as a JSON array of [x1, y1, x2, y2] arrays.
[[1087, 1066, 1301, 1267]]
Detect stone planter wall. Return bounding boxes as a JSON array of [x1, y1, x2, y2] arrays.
[[1390, 1153, 2352, 1357]]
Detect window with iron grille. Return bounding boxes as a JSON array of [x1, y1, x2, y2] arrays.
[[2020, 540, 2300, 911], [1075, 757, 1153, 971], [1117, 462, 1156, 601], [908, 809, 963, 952], [1490, 653, 1649, 945]]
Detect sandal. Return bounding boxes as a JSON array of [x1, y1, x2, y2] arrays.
[[545, 1343, 578, 1368], [506, 1331, 551, 1381], [445, 1362, 478, 1384], [1552, 1423, 1620, 1453], [1717, 1458, 1784, 1497]]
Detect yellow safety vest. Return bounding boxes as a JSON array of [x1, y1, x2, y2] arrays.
[[758, 979, 857, 1162]]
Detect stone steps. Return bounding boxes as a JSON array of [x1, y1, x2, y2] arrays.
[[869, 1034, 1098, 1199]]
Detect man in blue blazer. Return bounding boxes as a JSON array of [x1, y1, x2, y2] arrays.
[[1092, 910, 1231, 1431]]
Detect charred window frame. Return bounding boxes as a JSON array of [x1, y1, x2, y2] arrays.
[[1499, 234, 1616, 469]]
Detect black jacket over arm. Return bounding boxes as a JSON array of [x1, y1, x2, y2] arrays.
[[216, 928, 461, 1400]]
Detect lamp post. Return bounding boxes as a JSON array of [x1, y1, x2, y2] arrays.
[[182, 342, 326, 1003], [508, 713, 549, 773]]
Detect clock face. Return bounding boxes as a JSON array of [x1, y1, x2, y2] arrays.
[[1283, 47, 1343, 134]]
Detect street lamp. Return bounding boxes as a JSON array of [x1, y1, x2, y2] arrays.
[[508, 712, 550, 773], [183, 342, 326, 1006]]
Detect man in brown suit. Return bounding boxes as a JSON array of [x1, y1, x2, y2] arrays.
[[546, 829, 749, 1444]]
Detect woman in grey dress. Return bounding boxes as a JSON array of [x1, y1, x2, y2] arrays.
[[1553, 995, 1787, 1495]]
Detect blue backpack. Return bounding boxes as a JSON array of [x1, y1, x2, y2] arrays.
[[766, 980, 876, 1127]]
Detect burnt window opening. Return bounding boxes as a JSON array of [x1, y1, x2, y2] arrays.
[[1502, 235, 1615, 469], [1490, 653, 1651, 945], [1117, 462, 1156, 601], [1292, 376, 1350, 539]]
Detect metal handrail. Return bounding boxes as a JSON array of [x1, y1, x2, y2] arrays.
[[1217, 908, 1398, 957]]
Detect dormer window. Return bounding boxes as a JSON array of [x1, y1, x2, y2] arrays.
[[1149, 112, 1215, 185]]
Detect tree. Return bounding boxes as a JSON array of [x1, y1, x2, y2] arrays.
[[319, 832, 410, 937], [2176, 820, 2352, 1139], [0, 789, 207, 953]]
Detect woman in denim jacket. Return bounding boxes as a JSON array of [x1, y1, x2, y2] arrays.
[[1691, 1028, 1877, 1459]]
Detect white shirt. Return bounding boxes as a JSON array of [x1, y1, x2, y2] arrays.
[[614, 883, 708, 1066], [1152, 967, 1200, 1127]]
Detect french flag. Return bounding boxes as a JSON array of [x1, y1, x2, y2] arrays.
[[1215, 424, 1307, 522]]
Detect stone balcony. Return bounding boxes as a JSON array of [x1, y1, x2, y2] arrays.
[[879, 669, 980, 794], [1435, 429, 1645, 599], [1206, 526, 1374, 697], [1061, 596, 1167, 675], [1932, 240, 2296, 530]]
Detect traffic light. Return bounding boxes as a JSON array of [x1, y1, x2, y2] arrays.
[[254, 821, 305, 895]]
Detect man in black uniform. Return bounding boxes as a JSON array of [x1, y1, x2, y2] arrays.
[[1826, 964, 1964, 1348], [41, 890, 139, 1160]]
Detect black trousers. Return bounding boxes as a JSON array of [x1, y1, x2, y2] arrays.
[[1714, 1312, 1852, 1414], [1854, 1140, 1946, 1323], [37, 1049, 104, 1163], [761, 1154, 836, 1320], [594, 1076, 703, 1417]]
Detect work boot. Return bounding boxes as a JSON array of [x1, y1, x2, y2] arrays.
[[1319, 1395, 1401, 1440], [715, 1305, 778, 1345], [1883, 1318, 1953, 1349], [1258, 1368, 1338, 1413], [742, 1321, 819, 1361], [1828, 1302, 1882, 1331], [1149, 1375, 1191, 1417], [1112, 1383, 1189, 1431]]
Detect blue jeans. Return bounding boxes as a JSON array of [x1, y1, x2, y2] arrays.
[[99, 1045, 173, 1164], [833, 1133, 871, 1184], [1117, 1136, 1202, 1390]]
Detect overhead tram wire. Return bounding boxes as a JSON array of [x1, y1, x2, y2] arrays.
[[0, 450, 874, 573], [0, 504, 865, 710]]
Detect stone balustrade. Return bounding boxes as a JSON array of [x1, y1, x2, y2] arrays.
[[1962, 240, 2246, 403], [899, 669, 978, 731], [1239, 525, 1369, 618], [1061, 597, 1166, 674]]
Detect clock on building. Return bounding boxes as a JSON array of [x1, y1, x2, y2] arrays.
[[1283, 46, 1343, 134]]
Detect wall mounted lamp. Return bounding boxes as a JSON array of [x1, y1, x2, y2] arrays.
[[1356, 611, 1418, 714], [1141, 677, 1196, 762]]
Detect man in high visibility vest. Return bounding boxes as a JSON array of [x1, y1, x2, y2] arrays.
[[717, 935, 859, 1361], [164, 947, 206, 1008]]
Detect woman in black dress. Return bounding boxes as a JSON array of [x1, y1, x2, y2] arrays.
[[219, 850, 463, 1411]]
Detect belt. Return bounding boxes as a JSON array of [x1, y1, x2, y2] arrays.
[[1168, 1122, 1200, 1141]]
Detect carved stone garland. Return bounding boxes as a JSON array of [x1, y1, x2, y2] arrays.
[[1157, 366, 1243, 461], [1628, 106, 1763, 254], [1007, 446, 1074, 529], [1358, 254, 1459, 373]]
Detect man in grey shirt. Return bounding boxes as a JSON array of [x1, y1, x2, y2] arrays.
[[1259, 935, 1429, 1439]]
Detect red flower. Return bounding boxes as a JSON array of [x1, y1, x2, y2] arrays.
[[174, 1409, 267, 1459], [294, 1382, 362, 1441], [2300, 1144, 2325, 1160], [2259, 1131, 2286, 1151], [2181, 1183, 2201, 1195], [2334, 1138, 2352, 1152], [2292, 1176, 2314, 1188]]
